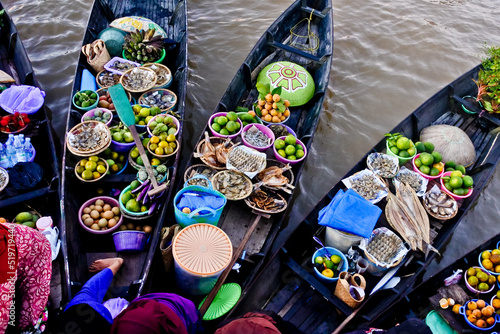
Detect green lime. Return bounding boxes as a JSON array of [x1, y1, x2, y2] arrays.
[[284, 135, 296, 146], [424, 142, 435, 153], [212, 123, 221, 132], [130, 150, 139, 159], [226, 111, 238, 122], [314, 256, 324, 265], [121, 191, 132, 205], [136, 156, 144, 166], [217, 116, 228, 126], [420, 152, 434, 166], [168, 128, 177, 135], [415, 141, 426, 153], [150, 106, 161, 115], [295, 150, 305, 159], [220, 128, 229, 136], [414, 157, 422, 168], [396, 137, 411, 150], [274, 139, 286, 150], [324, 260, 334, 269], [287, 155, 296, 160], [85, 161, 97, 172], [390, 146, 399, 155], [446, 167, 455, 172], [130, 180, 141, 190], [449, 176, 463, 189], [450, 170, 462, 178], [96, 165, 106, 174], [76, 165, 85, 174], [278, 149, 286, 158], [445, 161, 456, 169], [81, 170, 93, 180], [407, 146, 416, 157], [419, 165, 430, 175], [112, 132, 123, 142], [330, 254, 341, 264], [399, 150, 409, 158], [285, 145, 296, 156], [431, 151, 442, 163], [226, 120, 238, 133], [463, 175, 473, 188], [456, 165, 466, 175], [125, 199, 140, 212], [453, 188, 465, 196], [430, 167, 440, 176], [444, 181, 452, 191]]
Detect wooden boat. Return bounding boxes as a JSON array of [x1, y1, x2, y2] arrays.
[[232, 63, 500, 333], [0, 3, 65, 304], [61, 0, 187, 303], [164, 0, 333, 319]]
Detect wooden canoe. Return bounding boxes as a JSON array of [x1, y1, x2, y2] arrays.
[[160, 0, 333, 322], [233, 63, 500, 333], [60, 0, 188, 304]]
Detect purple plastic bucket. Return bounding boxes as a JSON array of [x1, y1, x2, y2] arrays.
[[112, 230, 148, 252]]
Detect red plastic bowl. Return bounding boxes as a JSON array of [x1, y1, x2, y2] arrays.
[[273, 136, 307, 166], [208, 112, 243, 139], [412, 154, 444, 180], [78, 196, 123, 234], [241, 123, 275, 152], [440, 171, 473, 200]]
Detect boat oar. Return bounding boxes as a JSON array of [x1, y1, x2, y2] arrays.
[[199, 211, 270, 316], [108, 84, 167, 197]]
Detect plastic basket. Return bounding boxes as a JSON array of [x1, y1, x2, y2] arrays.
[[174, 185, 226, 228]]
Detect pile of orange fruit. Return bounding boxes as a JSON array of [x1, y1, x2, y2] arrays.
[[463, 300, 496, 328], [481, 249, 500, 273], [255, 93, 290, 123]]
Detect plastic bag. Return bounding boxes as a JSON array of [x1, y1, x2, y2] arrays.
[[0, 85, 45, 114], [177, 191, 225, 214], [103, 297, 129, 319]]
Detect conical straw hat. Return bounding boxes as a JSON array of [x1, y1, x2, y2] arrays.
[[420, 125, 476, 167], [173, 223, 233, 276]]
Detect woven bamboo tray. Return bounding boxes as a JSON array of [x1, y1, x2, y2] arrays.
[[66, 121, 111, 157], [120, 67, 157, 93]]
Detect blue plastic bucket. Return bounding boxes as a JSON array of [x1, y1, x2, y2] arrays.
[[174, 185, 226, 228], [112, 231, 148, 252]]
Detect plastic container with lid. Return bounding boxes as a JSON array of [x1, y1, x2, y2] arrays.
[[173, 223, 233, 295], [325, 227, 363, 253]]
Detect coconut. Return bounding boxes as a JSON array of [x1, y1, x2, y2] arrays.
[[420, 125, 476, 167]]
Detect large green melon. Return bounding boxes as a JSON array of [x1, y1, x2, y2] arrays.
[[256, 61, 315, 107]]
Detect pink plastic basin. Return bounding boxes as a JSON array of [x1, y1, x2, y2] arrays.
[[241, 123, 275, 152]]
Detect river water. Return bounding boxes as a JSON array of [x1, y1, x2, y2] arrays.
[[3, 0, 500, 279]]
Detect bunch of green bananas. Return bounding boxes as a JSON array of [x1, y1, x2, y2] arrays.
[[123, 28, 165, 63]]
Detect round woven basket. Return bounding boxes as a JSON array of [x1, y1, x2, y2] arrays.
[[75, 157, 109, 182], [211, 170, 252, 201], [138, 88, 177, 113], [244, 190, 288, 214], [423, 191, 458, 220], [142, 63, 172, 88], [120, 67, 157, 93], [96, 69, 121, 88], [147, 140, 179, 159], [183, 164, 217, 183], [66, 121, 111, 157], [255, 159, 295, 191], [196, 136, 236, 170]]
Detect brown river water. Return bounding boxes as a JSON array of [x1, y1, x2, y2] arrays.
[[3, 0, 500, 280]]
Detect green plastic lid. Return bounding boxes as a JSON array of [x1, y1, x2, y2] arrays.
[[199, 283, 241, 321], [256, 61, 315, 107], [425, 310, 457, 334]]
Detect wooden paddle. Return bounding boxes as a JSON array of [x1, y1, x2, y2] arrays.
[[108, 84, 167, 197], [198, 211, 270, 316]]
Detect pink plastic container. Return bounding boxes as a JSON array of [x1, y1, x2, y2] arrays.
[[78, 196, 123, 234], [440, 171, 473, 200], [412, 154, 444, 180], [208, 112, 243, 139], [273, 136, 307, 166], [146, 114, 181, 137], [36, 217, 53, 231], [81, 108, 113, 127], [241, 123, 275, 152]]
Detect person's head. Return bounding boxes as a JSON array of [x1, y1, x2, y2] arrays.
[[110, 299, 187, 334]]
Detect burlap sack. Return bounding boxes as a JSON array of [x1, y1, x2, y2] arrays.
[[81, 39, 111, 73]]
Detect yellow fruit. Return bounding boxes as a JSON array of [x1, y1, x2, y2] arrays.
[[272, 116, 280, 123], [182, 207, 191, 214], [258, 99, 265, 106], [265, 103, 272, 110], [270, 109, 277, 116], [452, 304, 462, 314], [477, 300, 486, 309], [265, 93, 273, 102], [472, 309, 482, 318], [283, 100, 290, 107], [493, 249, 500, 255], [264, 114, 272, 122], [151, 158, 161, 166], [487, 317, 495, 326], [476, 319, 486, 328], [150, 136, 160, 144], [272, 102, 278, 110], [321, 269, 334, 278], [93, 171, 101, 179], [482, 250, 492, 259], [155, 147, 164, 155], [492, 299, 500, 309], [482, 306, 493, 317], [483, 259, 494, 270], [468, 314, 477, 324], [433, 162, 444, 173], [284, 108, 290, 117], [468, 301, 478, 310], [280, 116, 286, 121], [272, 94, 281, 102], [261, 109, 269, 116], [159, 141, 168, 148], [166, 134, 176, 142]]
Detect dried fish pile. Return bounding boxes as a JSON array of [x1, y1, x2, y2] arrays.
[[185, 166, 216, 187], [142, 91, 175, 110], [108, 60, 137, 72], [257, 165, 291, 187], [385, 182, 436, 253], [246, 190, 286, 212], [366, 233, 403, 264], [196, 132, 235, 168], [212, 170, 252, 200], [424, 191, 457, 219], [122, 67, 156, 91], [144, 64, 171, 86], [98, 71, 121, 87], [68, 123, 109, 153], [243, 125, 272, 147], [394, 171, 424, 194], [368, 153, 398, 178], [227, 146, 266, 173], [350, 175, 385, 201]]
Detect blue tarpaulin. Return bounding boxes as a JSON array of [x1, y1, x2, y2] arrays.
[[177, 191, 225, 215], [318, 189, 382, 238]]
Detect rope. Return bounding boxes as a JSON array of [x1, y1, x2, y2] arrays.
[[289, 10, 320, 53]]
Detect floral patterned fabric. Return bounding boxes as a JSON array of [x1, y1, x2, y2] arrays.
[[0, 223, 52, 332]]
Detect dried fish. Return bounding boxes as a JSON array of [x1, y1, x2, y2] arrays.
[[68, 123, 109, 152], [257, 165, 291, 187], [212, 170, 252, 200], [227, 146, 266, 173], [396, 182, 430, 246], [243, 125, 272, 147], [350, 175, 386, 201], [247, 189, 286, 212], [394, 172, 423, 193], [366, 233, 403, 264], [108, 61, 137, 72], [144, 64, 171, 86], [141, 90, 176, 110], [122, 67, 156, 91], [98, 71, 121, 88], [368, 153, 398, 178], [424, 191, 458, 219]]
